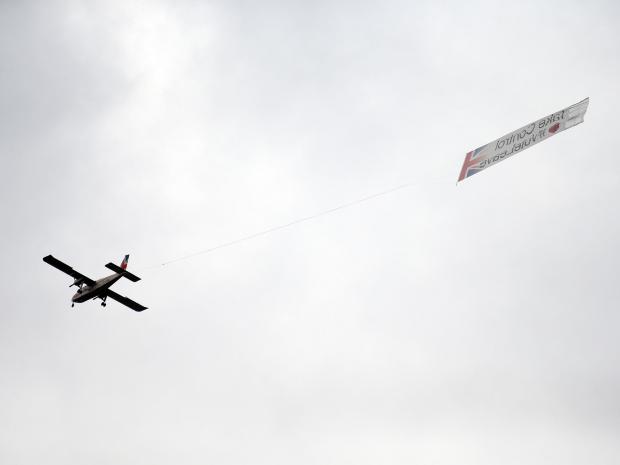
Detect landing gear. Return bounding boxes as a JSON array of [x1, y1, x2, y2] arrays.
[[101, 296, 107, 308], [71, 303, 74, 308]]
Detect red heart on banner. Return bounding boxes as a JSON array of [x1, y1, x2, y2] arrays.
[[549, 122, 560, 134]]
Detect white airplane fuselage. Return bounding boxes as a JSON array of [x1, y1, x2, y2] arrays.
[[72, 274, 122, 303]]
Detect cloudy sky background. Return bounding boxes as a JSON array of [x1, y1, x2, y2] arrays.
[[1, 1, 619, 463]]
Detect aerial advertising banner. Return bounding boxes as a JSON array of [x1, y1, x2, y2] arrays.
[[458, 98, 589, 182]]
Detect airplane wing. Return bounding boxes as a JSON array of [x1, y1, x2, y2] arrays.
[[105, 289, 148, 312], [43, 255, 96, 286]]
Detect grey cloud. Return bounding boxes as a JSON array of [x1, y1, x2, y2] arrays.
[[1, 1, 620, 464]]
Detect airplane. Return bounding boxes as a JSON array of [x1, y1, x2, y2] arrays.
[[43, 254, 148, 312]]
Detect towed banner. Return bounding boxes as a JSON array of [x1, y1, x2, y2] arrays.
[[458, 98, 589, 182]]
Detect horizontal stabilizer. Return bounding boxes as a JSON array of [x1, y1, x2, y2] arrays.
[[105, 262, 141, 282]]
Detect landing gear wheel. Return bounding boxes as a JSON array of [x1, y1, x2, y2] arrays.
[[71, 303, 74, 308], [101, 302, 106, 308]]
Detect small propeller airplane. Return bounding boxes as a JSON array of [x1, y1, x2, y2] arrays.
[[43, 254, 148, 312]]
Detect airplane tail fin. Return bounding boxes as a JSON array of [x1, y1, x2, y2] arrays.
[[105, 255, 141, 282]]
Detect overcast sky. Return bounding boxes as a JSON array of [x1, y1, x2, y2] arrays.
[[1, 1, 620, 464]]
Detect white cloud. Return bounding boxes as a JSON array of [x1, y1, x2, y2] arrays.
[[1, 1, 619, 463]]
